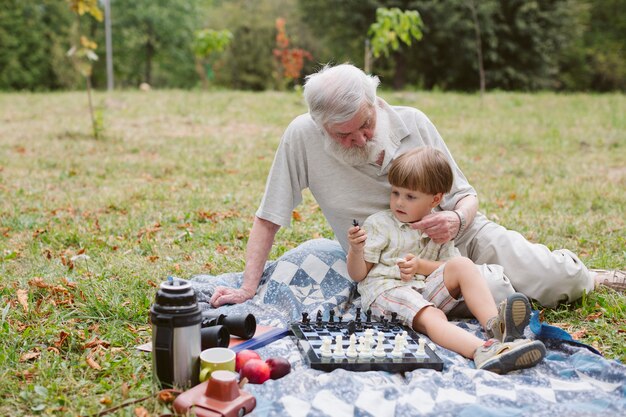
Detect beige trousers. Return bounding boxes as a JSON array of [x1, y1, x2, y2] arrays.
[[456, 213, 594, 308]]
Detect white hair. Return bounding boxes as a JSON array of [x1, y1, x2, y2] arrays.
[[303, 64, 380, 128]]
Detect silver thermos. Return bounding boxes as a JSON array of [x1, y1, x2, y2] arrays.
[[150, 277, 202, 389]]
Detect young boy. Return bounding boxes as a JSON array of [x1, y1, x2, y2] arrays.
[[347, 147, 546, 373]]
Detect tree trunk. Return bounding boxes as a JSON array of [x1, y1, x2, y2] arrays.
[[468, 0, 486, 95], [392, 51, 407, 90], [145, 24, 154, 85], [364, 39, 372, 74]]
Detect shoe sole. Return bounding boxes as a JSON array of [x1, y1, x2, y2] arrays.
[[592, 269, 626, 292], [478, 341, 546, 374], [503, 293, 531, 342]]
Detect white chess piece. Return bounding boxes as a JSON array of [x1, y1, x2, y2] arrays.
[[373, 332, 386, 358], [416, 338, 426, 356], [320, 337, 333, 358], [346, 334, 358, 358], [357, 335, 365, 352], [400, 331, 409, 350], [359, 335, 372, 358], [333, 335, 345, 357], [391, 334, 404, 357], [364, 328, 375, 350]]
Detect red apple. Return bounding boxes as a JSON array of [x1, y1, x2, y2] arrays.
[[235, 349, 261, 372], [265, 357, 291, 380], [240, 359, 271, 384]]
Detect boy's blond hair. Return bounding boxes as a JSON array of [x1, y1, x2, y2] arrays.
[[388, 147, 453, 195]]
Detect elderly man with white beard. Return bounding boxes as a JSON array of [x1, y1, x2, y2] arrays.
[[210, 63, 607, 311]]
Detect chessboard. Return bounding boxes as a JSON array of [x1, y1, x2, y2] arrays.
[[290, 309, 444, 372]]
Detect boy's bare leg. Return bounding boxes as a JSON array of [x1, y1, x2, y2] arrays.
[[442, 257, 498, 328], [412, 306, 483, 358]]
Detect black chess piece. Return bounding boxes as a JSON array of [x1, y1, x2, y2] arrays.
[[366, 309, 372, 323], [302, 312, 309, 324], [329, 310, 335, 323], [338, 316, 343, 324], [355, 307, 362, 323], [316, 310, 323, 324], [347, 320, 356, 335], [390, 312, 398, 323]]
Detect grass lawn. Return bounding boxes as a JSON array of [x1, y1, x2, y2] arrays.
[[0, 89, 624, 415]]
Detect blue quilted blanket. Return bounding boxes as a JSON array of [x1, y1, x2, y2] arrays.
[[190, 239, 626, 417]]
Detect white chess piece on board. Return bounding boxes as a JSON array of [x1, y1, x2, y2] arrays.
[[320, 337, 333, 358], [359, 335, 372, 358], [374, 332, 386, 358], [333, 335, 345, 357], [346, 334, 358, 358], [391, 334, 404, 357], [416, 338, 426, 356]]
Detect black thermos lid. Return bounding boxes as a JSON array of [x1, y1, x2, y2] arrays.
[[150, 278, 201, 327]]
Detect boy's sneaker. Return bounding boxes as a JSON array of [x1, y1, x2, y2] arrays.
[[486, 292, 531, 342], [474, 339, 546, 374]]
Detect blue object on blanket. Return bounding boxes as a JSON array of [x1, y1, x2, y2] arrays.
[[529, 310, 602, 356]]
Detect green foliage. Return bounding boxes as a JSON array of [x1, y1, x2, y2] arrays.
[[0, 0, 78, 90], [193, 29, 232, 86], [193, 29, 233, 59], [368, 7, 423, 58], [91, 0, 200, 88], [0, 0, 623, 91], [221, 24, 274, 90], [298, 0, 377, 67], [552, 0, 626, 92]]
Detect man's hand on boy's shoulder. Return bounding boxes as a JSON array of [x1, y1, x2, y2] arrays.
[[411, 211, 459, 244]]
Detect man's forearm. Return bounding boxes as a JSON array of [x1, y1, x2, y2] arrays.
[[454, 195, 478, 229], [241, 216, 280, 295]]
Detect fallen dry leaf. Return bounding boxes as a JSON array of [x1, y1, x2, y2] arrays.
[[84, 336, 110, 350], [570, 329, 587, 339], [134, 406, 150, 417], [585, 311, 603, 321], [99, 396, 112, 405], [17, 288, 28, 312], [54, 331, 69, 348], [292, 210, 302, 221], [86, 356, 102, 370], [20, 351, 41, 362], [121, 382, 130, 399], [157, 390, 176, 404], [16, 369, 35, 381]]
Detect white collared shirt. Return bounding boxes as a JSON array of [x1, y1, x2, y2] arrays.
[[358, 209, 460, 309]]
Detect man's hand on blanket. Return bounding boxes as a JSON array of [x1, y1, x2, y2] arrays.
[[210, 286, 255, 307]]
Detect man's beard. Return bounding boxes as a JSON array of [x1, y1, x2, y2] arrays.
[[323, 108, 391, 166]]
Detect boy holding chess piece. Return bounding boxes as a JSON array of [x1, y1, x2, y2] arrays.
[[347, 147, 546, 373]]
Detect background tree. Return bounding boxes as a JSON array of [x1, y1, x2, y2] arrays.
[[192, 29, 232, 89], [66, 0, 103, 139], [273, 17, 312, 90], [204, 0, 316, 90], [367, 7, 423, 87], [567, 0, 626, 91], [0, 0, 623, 92], [91, 0, 200, 88], [0, 0, 78, 90]]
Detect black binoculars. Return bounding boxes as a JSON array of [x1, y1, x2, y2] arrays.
[[200, 311, 257, 350]]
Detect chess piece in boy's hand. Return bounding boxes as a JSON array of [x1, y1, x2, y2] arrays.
[[397, 253, 420, 281]]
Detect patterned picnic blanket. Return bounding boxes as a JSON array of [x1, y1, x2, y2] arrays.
[[190, 239, 626, 417]]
